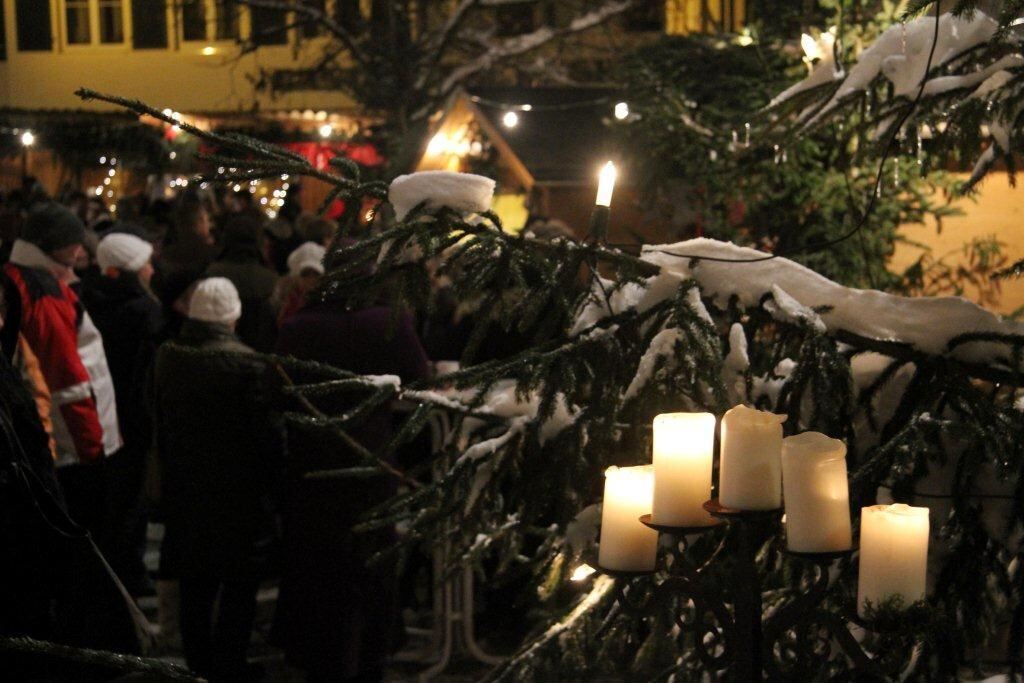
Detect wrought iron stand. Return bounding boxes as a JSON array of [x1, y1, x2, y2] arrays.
[[598, 498, 903, 680]]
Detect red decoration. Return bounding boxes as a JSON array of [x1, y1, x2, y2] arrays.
[[281, 141, 384, 170]]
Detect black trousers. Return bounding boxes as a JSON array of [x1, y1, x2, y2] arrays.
[[179, 576, 259, 681], [101, 447, 149, 594]]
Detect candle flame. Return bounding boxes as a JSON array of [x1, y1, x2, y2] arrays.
[[596, 161, 617, 207]]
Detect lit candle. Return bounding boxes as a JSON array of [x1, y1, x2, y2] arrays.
[[595, 161, 617, 207], [598, 465, 658, 572], [651, 413, 716, 527], [781, 432, 852, 552], [857, 503, 929, 617], [719, 405, 786, 510]]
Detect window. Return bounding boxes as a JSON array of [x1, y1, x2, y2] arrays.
[[215, 0, 240, 40], [250, 6, 288, 45], [132, 0, 168, 49], [98, 0, 125, 43], [182, 0, 240, 42], [181, 0, 206, 41], [66, 0, 92, 44], [15, 0, 52, 51], [61, 0, 127, 46]]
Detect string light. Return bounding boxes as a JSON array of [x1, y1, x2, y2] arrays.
[[319, 124, 333, 139], [201, 45, 217, 56], [502, 111, 519, 129], [614, 102, 629, 120], [20, 130, 35, 147]]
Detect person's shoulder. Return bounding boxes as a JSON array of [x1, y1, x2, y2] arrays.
[[4, 262, 64, 301]]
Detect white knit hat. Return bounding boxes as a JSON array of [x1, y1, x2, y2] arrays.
[[96, 233, 153, 273], [188, 277, 242, 325], [287, 241, 327, 277]]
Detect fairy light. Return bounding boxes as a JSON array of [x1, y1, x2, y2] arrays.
[[319, 124, 333, 139], [20, 130, 35, 147], [502, 111, 519, 128], [614, 102, 629, 120]]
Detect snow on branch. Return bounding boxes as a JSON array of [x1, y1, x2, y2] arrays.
[[641, 238, 1024, 365]]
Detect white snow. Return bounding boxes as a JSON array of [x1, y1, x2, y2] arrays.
[[456, 416, 528, 465], [765, 284, 827, 332], [388, 171, 495, 221], [565, 503, 601, 556], [623, 328, 682, 401], [641, 238, 1024, 366], [722, 323, 750, 404], [776, 12, 1003, 126], [360, 374, 402, 389]]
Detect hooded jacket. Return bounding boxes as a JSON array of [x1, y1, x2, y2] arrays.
[[4, 239, 122, 465]]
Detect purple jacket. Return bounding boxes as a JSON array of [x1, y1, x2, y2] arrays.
[[276, 301, 429, 385], [272, 301, 429, 678]]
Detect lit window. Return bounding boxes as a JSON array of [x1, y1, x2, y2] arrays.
[[66, 0, 92, 44]]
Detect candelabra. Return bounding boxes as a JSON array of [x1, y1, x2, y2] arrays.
[[597, 498, 915, 681]]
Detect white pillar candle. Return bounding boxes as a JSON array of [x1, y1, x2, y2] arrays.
[[857, 503, 929, 617], [781, 432, 852, 552], [651, 412, 716, 527], [598, 465, 658, 571], [719, 405, 786, 510]]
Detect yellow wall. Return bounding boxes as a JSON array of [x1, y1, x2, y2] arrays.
[[0, 0, 355, 114], [891, 172, 1024, 316]]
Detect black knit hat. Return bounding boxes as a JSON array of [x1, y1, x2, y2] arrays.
[[23, 202, 86, 254]]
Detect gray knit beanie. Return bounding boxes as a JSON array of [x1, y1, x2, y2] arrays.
[[23, 202, 86, 254]]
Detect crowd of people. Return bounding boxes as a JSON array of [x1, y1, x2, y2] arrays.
[[0, 178, 443, 682]]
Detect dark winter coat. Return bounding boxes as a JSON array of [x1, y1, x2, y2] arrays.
[[152, 319, 284, 579], [205, 243, 278, 352], [271, 301, 429, 679], [80, 272, 163, 455]]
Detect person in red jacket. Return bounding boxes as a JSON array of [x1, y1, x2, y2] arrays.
[[3, 202, 115, 465]]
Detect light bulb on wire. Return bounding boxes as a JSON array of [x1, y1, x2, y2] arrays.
[[502, 111, 519, 129], [20, 130, 35, 147]]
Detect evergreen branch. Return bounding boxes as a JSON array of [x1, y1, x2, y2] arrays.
[[272, 362, 421, 489], [0, 637, 195, 680]]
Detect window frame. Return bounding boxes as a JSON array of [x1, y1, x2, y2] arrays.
[[177, 0, 246, 47], [58, 0, 132, 49]]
